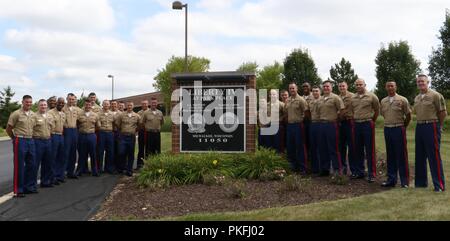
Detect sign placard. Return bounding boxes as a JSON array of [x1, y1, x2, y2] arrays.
[[180, 85, 246, 153]]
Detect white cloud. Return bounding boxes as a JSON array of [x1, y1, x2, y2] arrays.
[[0, 0, 115, 32]]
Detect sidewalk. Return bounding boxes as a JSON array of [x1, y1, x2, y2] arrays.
[[0, 174, 120, 221], [0, 136, 10, 142]]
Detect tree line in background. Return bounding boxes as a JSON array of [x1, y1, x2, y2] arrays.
[[154, 11, 449, 108]]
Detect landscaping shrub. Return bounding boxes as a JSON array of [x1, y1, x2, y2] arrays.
[[279, 175, 312, 193], [224, 179, 247, 199], [137, 148, 290, 188]]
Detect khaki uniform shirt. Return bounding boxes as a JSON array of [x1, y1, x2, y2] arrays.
[[98, 110, 115, 132], [32, 112, 53, 139], [78, 111, 99, 134], [63, 105, 82, 128], [7, 109, 35, 137], [381, 94, 411, 126], [48, 109, 66, 134], [142, 109, 164, 131], [310, 98, 321, 121], [111, 110, 122, 131], [90, 103, 102, 114], [268, 101, 285, 124], [319, 93, 345, 121], [285, 94, 309, 123], [351, 92, 380, 120], [340, 92, 355, 119], [304, 94, 314, 106], [414, 89, 447, 121], [116, 112, 141, 135]]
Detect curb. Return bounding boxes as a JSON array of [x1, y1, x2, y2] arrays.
[[0, 137, 11, 142]]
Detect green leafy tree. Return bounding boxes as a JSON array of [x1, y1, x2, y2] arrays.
[[429, 11, 450, 98], [282, 48, 322, 90], [154, 56, 210, 114], [375, 41, 421, 102], [258, 61, 284, 90], [237, 61, 259, 73], [330, 58, 359, 94], [76, 92, 100, 108], [0, 86, 20, 128]]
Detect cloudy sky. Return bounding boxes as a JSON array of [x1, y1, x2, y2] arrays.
[[0, 0, 448, 102]]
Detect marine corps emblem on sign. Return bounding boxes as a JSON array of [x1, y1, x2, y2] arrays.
[[187, 113, 206, 134]]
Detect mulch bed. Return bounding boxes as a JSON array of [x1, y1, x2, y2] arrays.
[[93, 175, 387, 220]]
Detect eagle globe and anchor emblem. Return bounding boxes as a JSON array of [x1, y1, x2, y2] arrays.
[[187, 112, 239, 134]]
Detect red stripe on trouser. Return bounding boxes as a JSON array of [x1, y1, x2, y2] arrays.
[[335, 123, 343, 175], [401, 127, 410, 184], [300, 123, 308, 170], [371, 121, 376, 177], [14, 137, 19, 194], [432, 123, 445, 190]]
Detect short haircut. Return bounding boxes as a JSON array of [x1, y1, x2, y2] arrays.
[[89, 92, 96, 97], [67, 93, 76, 97], [312, 85, 321, 89], [417, 74, 428, 79], [23, 95, 32, 101], [47, 96, 56, 101], [302, 82, 311, 87], [85, 101, 92, 105], [151, 97, 158, 101], [280, 90, 288, 94], [126, 101, 134, 105], [386, 80, 397, 84], [39, 99, 47, 103], [338, 81, 348, 85], [323, 80, 334, 86], [289, 82, 297, 86]]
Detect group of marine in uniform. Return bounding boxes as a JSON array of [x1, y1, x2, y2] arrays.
[[6, 93, 164, 198], [258, 74, 446, 192]]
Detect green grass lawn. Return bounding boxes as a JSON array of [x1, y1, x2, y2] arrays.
[[157, 128, 450, 221], [0, 127, 7, 137]]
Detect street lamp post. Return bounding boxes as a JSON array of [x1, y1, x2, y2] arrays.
[[172, 1, 188, 72], [108, 75, 114, 100]]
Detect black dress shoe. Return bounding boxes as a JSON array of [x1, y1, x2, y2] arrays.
[[381, 182, 395, 187], [367, 177, 375, 183], [67, 175, 78, 179], [126, 171, 133, 177], [53, 181, 60, 186], [434, 188, 445, 192], [92, 173, 100, 177], [40, 184, 54, 188], [401, 184, 409, 188], [24, 190, 38, 194], [58, 179, 66, 183], [14, 193, 26, 198], [350, 174, 365, 180]]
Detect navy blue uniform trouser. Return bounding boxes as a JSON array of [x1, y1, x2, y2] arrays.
[[384, 126, 409, 186], [309, 122, 321, 173], [415, 123, 445, 191], [51, 134, 65, 181], [64, 128, 78, 176], [137, 130, 146, 167], [98, 131, 114, 173], [147, 131, 161, 156], [260, 124, 282, 153], [319, 122, 343, 174], [34, 139, 53, 186], [113, 131, 123, 172], [12, 137, 36, 194], [286, 123, 308, 172], [77, 133, 98, 176], [304, 120, 311, 169], [121, 135, 136, 172], [340, 120, 356, 175], [258, 128, 270, 149], [354, 121, 377, 178]]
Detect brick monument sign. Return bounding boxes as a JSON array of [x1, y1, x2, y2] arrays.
[[171, 72, 257, 153]]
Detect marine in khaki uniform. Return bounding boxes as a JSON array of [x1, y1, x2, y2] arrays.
[[98, 100, 115, 174], [258, 97, 269, 149], [338, 82, 356, 176], [414, 74, 447, 192], [110, 100, 122, 173], [62, 93, 82, 179], [49, 97, 66, 184], [265, 90, 285, 153], [137, 100, 149, 169], [285, 83, 310, 173], [115, 102, 141, 176], [87, 92, 102, 113], [302, 83, 313, 164], [142, 98, 164, 157], [309, 86, 322, 174], [279, 90, 289, 153], [33, 99, 54, 188], [76, 101, 100, 177], [351, 79, 380, 182], [380, 81, 411, 188], [6, 95, 36, 197], [318, 81, 345, 176]]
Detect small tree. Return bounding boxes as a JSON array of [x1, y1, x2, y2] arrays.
[[429, 10, 450, 98], [258, 61, 284, 91], [0, 86, 20, 128], [375, 41, 421, 102], [330, 58, 358, 94], [282, 48, 322, 90], [237, 61, 259, 73], [154, 56, 210, 114]]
